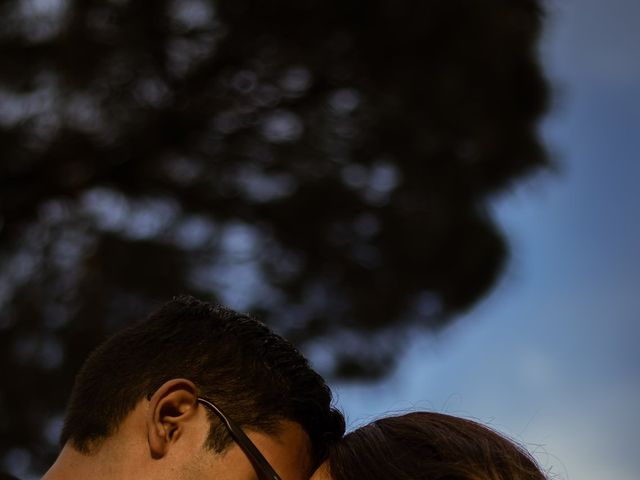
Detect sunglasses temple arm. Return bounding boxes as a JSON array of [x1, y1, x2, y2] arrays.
[[197, 398, 282, 480]]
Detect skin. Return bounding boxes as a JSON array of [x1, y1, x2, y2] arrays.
[[42, 379, 313, 480], [309, 462, 332, 480]]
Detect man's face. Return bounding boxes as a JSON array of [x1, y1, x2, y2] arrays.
[[134, 380, 316, 480], [308, 461, 331, 480], [173, 419, 313, 480]]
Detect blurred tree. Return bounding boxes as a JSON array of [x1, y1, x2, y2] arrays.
[[0, 0, 549, 475]]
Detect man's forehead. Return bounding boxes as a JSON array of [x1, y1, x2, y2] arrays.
[[309, 462, 332, 480], [246, 420, 314, 479], [228, 420, 314, 480]]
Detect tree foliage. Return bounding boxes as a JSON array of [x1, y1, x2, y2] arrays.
[[0, 0, 549, 474]]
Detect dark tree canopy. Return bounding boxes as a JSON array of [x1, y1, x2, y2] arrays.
[[0, 0, 549, 475]]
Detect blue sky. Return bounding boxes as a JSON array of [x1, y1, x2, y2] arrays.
[[329, 2, 640, 479]]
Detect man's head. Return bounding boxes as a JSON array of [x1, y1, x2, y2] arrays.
[[55, 295, 344, 479]]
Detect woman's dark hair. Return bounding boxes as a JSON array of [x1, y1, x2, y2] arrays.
[[326, 412, 546, 480], [60, 295, 344, 466]]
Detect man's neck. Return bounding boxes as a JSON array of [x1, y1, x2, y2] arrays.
[[42, 441, 145, 480], [44, 404, 153, 479]]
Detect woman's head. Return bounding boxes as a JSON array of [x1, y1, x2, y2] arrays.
[[314, 412, 546, 480]]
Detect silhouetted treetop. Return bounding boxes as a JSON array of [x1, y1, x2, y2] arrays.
[[0, 0, 549, 475]]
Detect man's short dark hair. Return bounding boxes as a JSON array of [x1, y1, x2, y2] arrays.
[[61, 295, 344, 465]]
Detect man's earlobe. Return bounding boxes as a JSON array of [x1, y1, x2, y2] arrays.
[[146, 378, 199, 458]]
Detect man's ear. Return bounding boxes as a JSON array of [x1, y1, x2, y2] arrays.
[[146, 378, 199, 458]]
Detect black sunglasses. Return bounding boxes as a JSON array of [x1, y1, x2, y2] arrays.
[[197, 397, 282, 480]]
